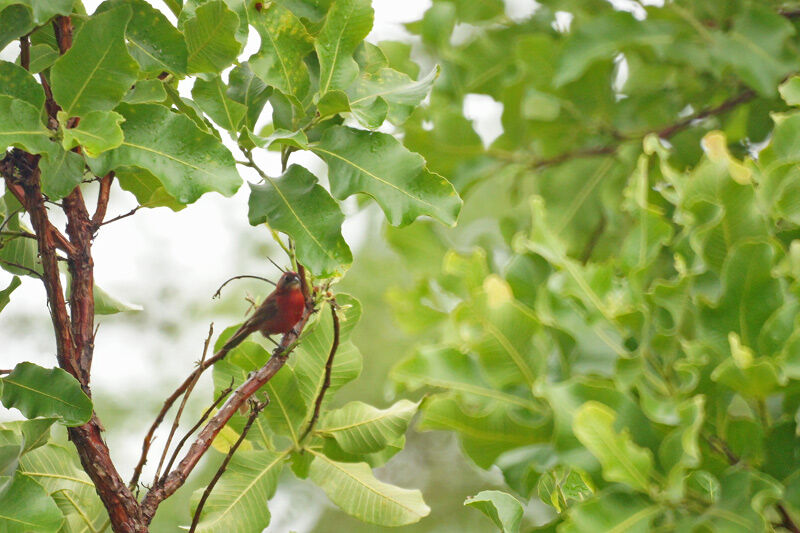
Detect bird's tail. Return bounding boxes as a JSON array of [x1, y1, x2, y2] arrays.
[[221, 319, 256, 353]]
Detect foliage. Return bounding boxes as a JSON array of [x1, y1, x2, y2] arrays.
[[382, 1, 800, 531], [0, 0, 455, 530]]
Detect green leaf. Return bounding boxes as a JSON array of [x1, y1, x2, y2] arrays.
[[0, 5, 34, 51], [317, 90, 351, 119], [464, 490, 523, 533], [572, 402, 653, 492], [0, 275, 20, 313], [0, 224, 42, 278], [417, 395, 549, 468], [348, 66, 439, 126], [537, 466, 594, 512], [294, 297, 362, 408], [316, 0, 374, 94], [184, 1, 241, 74], [560, 489, 660, 533], [61, 110, 125, 158], [38, 146, 85, 201], [27, 44, 58, 74], [93, 282, 143, 315], [190, 450, 285, 533], [392, 346, 537, 411], [700, 240, 782, 350], [308, 452, 430, 526], [89, 103, 241, 205], [1, 363, 92, 427], [249, 2, 313, 102], [123, 79, 167, 104], [0, 95, 53, 156], [712, 5, 798, 96], [711, 333, 782, 397], [0, 472, 64, 533], [0, 60, 44, 110], [50, 5, 139, 117], [779, 76, 800, 106], [248, 164, 352, 277], [114, 166, 186, 211], [0, 418, 55, 455], [97, 0, 188, 75], [312, 126, 461, 226], [192, 76, 247, 132], [19, 444, 106, 533], [228, 63, 271, 130], [317, 400, 418, 454]]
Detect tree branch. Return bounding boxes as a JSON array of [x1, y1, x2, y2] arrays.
[[160, 381, 235, 484], [139, 290, 315, 522], [153, 324, 214, 485], [188, 400, 267, 533], [300, 303, 339, 442], [91, 173, 114, 229], [527, 88, 758, 170], [19, 34, 30, 71]]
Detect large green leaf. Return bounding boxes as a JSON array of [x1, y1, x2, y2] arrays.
[[19, 444, 106, 533], [0, 418, 55, 455], [88, 103, 241, 204], [192, 76, 246, 132], [60, 110, 125, 158], [308, 451, 430, 526], [97, 0, 187, 75], [572, 402, 653, 493], [316, 0, 374, 94], [39, 144, 85, 201], [227, 63, 271, 130], [0, 95, 53, 156], [50, 5, 139, 117], [184, 1, 241, 74], [464, 490, 523, 533], [249, 2, 313, 102], [0, 472, 64, 532], [312, 126, 461, 226], [293, 297, 362, 409], [0, 363, 92, 427], [317, 400, 418, 454], [0, 60, 44, 110], [248, 164, 352, 277], [190, 450, 285, 533]]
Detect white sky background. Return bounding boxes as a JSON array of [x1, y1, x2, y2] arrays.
[[0, 0, 647, 529]]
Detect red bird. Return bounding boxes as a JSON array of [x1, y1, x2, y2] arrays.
[[222, 271, 305, 351]]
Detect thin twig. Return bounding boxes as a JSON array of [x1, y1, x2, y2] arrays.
[[99, 206, 139, 227], [160, 380, 235, 482], [0, 230, 36, 239], [777, 503, 800, 533], [0, 207, 22, 235], [0, 369, 12, 375], [779, 9, 800, 18], [300, 303, 340, 443], [212, 275, 275, 299], [0, 257, 41, 278], [152, 324, 214, 486], [267, 256, 287, 273], [188, 400, 267, 533]]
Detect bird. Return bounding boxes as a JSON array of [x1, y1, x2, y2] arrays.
[[222, 271, 305, 351]]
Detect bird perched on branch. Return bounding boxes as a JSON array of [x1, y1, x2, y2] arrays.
[[222, 271, 305, 351]]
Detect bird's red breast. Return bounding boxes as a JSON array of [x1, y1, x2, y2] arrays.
[[260, 285, 305, 335]]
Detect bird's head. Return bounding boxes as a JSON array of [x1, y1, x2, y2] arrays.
[[276, 271, 302, 291]]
